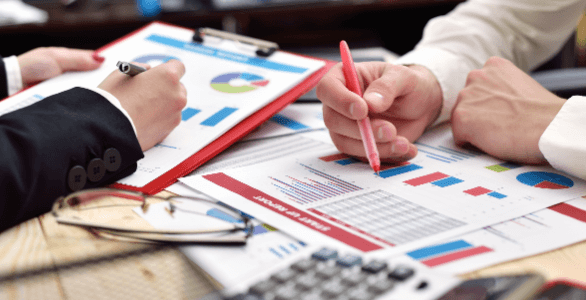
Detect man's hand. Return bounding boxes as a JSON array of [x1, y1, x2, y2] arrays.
[[98, 59, 187, 151], [316, 62, 443, 163], [451, 56, 565, 164], [18, 47, 104, 87]]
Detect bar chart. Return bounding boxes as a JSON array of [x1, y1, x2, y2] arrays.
[[270, 163, 363, 204], [406, 239, 493, 267]]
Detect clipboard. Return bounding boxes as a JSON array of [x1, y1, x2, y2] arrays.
[[100, 21, 336, 195]]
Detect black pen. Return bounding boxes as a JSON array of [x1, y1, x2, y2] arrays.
[[116, 61, 147, 76]]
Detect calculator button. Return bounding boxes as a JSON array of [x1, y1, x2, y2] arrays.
[[388, 266, 415, 281], [271, 268, 299, 283], [249, 279, 278, 295], [321, 279, 347, 299], [361, 260, 388, 274], [311, 248, 338, 261], [340, 271, 367, 287], [274, 284, 301, 300], [347, 287, 376, 300], [295, 272, 323, 291], [291, 259, 318, 272], [299, 292, 327, 300], [366, 277, 395, 294], [336, 254, 363, 268], [315, 265, 341, 279]]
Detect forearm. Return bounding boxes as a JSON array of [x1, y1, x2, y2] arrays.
[[0, 87, 143, 232]]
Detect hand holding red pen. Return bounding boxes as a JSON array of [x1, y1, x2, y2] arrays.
[[316, 45, 442, 164]]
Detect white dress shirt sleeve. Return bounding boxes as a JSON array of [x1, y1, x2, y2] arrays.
[[2, 55, 138, 138], [3, 56, 23, 96], [393, 0, 586, 125], [84, 86, 138, 137], [539, 96, 586, 180]]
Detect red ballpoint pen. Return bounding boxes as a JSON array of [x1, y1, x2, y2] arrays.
[[339, 40, 381, 174]]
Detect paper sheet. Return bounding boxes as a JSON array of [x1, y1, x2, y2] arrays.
[[400, 196, 586, 274], [241, 102, 325, 141], [181, 123, 586, 258]]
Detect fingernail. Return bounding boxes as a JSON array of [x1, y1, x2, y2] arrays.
[[92, 52, 105, 63], [364, 92, 383, 103], [378, 127, 384, 140], [349, 103, 355, 117]]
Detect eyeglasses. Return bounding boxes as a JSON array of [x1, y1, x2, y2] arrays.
[[51, 188, 253, 244]]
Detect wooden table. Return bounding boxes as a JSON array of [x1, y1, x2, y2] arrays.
[[2, 190, 586, 299]]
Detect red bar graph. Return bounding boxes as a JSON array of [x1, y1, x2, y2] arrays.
[[421, 246, 493, 267], [319, 153, 350, 162], [404, 172, 449, 186], [464, 187, 492, 196]]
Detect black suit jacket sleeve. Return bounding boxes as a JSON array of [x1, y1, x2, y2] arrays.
[[0, 55, 8, 99], [0, 87, 144, 232]]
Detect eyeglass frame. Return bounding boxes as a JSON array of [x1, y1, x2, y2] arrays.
[[51, 188, 254, 239]]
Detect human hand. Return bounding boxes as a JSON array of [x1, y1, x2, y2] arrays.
[[451, 57, 565, 164], [18, 47, 104, 88], [98, 59, 187, 151], [316, 62, 443, 163]]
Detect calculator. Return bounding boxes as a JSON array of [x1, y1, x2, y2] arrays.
[[217, 245, 461, 300]]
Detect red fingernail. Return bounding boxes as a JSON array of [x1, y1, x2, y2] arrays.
[[92, 52, 105, 63]]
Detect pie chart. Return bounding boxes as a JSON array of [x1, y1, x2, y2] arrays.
[[132, 54, 179, 66], [516, 171, 574, 189], [210, 72, 269, 93]]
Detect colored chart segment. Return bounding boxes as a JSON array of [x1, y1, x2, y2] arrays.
[[378, 163, 422, 178], [210, 72, 269, 93], [517, 172, 574, 189], [201, 107, 238, 126], [319, 153, 359, 166], [269, 114, 310, 131], [181, 107, 201, 121], [486, 162, 522, 173], [407, 240, 493, 267]]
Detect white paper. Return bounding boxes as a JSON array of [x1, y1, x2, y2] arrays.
[[181, 124, 586, 258], [399, 196, 586, 274], [241, 102, 325, 141]]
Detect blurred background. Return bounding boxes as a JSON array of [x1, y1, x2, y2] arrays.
[[0, 0, 584, 72]]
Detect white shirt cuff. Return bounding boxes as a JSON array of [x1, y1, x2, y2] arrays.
[[84, 86, 138, 137], [539, 96, 586, 180], [3, 56, 23, 96], [393, 48, 477, 127]]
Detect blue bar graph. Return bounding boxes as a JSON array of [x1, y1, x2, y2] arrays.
[[432, 177, 464, 187], [379, 164, 422, 178], [270, 114, 309, 130], [488, 191, 507, 199], [336, 158, 359, 165], [407, 240, 472, 260], [201, 107, 238, 126], [181, 107, 201, 121]]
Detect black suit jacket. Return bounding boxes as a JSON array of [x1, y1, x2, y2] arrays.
[[0, 59, 144, 232]]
